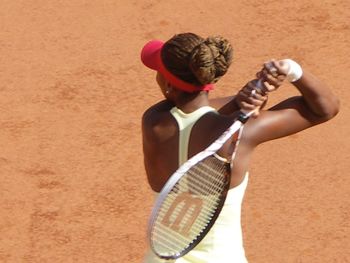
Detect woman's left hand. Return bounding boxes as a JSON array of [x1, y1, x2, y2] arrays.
[[256, 59, 288, 93]]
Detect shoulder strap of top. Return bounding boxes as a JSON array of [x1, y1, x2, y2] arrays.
[[170, 106, 216, 166]]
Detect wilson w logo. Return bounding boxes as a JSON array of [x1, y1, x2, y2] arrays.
[[161, 192, 203, 236]]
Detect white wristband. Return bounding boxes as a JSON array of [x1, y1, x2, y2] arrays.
[[281, 59, 303, 82]]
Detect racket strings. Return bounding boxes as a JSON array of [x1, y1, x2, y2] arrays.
[[151, 156, 230, 258]]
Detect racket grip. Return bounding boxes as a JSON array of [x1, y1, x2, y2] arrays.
[[238, 79, 264, 123]]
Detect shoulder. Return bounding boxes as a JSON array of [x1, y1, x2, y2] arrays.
[[142, 100, 174, 121], [142, 100, 177, 144], [142, 100, 175, 130]]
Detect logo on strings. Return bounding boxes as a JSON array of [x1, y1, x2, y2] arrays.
[[161, 192, 203, 236]]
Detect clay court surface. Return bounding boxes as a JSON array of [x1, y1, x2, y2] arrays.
[[0, 0, 349, 262]]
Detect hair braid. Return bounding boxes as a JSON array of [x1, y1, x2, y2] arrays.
[[161, 33, 233, 87]]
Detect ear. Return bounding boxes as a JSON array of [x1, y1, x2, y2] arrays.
[[165, 81, 175, 94], [165, 81, 173, 90]]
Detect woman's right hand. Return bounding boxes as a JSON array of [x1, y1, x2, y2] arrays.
[[235, 79, 269, 117]]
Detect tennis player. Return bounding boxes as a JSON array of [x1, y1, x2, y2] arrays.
[[141, 33, 339, 263]]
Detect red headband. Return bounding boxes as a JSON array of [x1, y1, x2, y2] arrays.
[[140, 40, 214, 93]]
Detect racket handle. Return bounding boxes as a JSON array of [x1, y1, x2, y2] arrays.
[[238, 79, 264, 123]]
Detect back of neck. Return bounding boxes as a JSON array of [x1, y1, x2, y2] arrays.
[[174, 91, 209, 113]]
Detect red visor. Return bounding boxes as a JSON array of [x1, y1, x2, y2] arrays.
[[141, 40, 214, 93]]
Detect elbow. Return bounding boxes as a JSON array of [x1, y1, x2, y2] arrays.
[[319, 96, 340, 121], [327, 96, 340, 119], [332, 97, 340, 117]]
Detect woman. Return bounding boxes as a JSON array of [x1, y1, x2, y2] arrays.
[[140, 33, 339, 263]]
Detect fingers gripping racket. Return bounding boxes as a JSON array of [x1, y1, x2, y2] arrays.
[[148, 80, 264, 260]]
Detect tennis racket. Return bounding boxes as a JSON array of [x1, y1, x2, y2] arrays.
[[148, 79, 264, 260]]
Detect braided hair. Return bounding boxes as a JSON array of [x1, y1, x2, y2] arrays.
[[161, 33, 233, 88]]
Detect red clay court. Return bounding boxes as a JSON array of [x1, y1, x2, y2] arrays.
[[0, 1, 349, 262]]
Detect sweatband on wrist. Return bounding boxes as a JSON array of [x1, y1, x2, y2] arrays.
[[282, 59, 303, 82]]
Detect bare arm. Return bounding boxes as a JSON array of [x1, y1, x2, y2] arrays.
[[243, 64, 340, 145], [209, 82, 269, 115], [209, 96, 238, 114], [293, 70, 339, 119]]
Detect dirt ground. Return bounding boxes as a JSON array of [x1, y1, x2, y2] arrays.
[[0, 0, 349, 262]]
